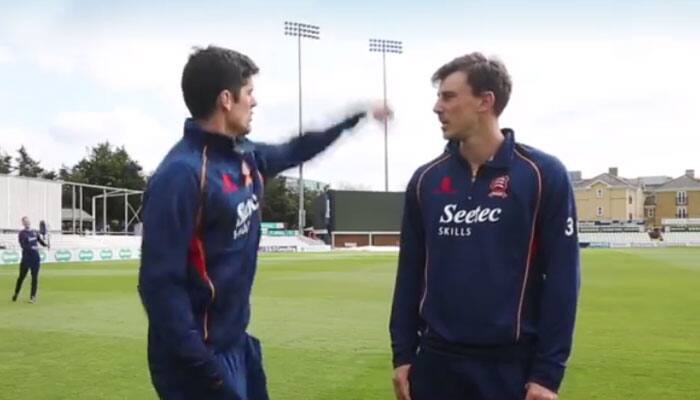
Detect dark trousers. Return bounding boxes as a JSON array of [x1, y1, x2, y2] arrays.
[[150, 333, 269, 400], [409, 345, 532, 400], [14, 261, 40, 298]]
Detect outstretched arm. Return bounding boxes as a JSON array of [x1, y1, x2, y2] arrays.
[[255, 104, 393, 178]]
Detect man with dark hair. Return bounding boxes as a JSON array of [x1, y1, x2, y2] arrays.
[[138, 45, 391, 400], [12, 216, 48, 303], [180, 46, 260, 120], [390, 52, 580, 400]]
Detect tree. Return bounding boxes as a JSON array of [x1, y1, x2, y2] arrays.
[[260, 177, 324, 230], [15, 146, 45, 177], [261, 177, 297, 228], [0, 147, 12, 174], [69, 142, 146, 190], [62, 142, 146, 232], [59, 165, 73, 181], [40, 170, 57, 180], [303, 188, 323, 230]]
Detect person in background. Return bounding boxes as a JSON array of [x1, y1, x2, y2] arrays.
[[12, 216, 48, 303]]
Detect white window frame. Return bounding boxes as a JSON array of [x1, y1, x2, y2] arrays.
[[596, 189, 603, 198], [597, 206, 604, 217], [676, 206, 688, 218], [676, 191, 687, 205]]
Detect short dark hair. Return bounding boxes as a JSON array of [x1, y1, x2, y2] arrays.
[[181, 45, 259, 119], [432, 52, 512, 116]]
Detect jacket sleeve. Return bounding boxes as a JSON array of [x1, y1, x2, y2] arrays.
[[254, 112, 365, 178], [389, 171, 426, 367], [528, 159, 581, 392], [138, 161, 221, 384]]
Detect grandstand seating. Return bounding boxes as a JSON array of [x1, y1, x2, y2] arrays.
[[578, 231, 700, 247], [661, 232, 700, 245], [578, 232, 652, 245], [259, 235, 329, 252]]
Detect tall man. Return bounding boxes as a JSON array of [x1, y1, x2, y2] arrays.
[[138, 45, 391, 400], [390, 52, 580, 400], [12, 216, 48, 303]]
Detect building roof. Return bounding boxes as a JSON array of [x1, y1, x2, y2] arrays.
[[655, 175, 700, 192], [630, 176, 673, 188], [61, 209, 94, 222], [574, 173, 639, 190]]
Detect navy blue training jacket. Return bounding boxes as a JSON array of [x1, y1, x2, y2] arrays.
[[390, 129, 580, 391], [18, 229, 46, 265], [139, 113, 364, 382]]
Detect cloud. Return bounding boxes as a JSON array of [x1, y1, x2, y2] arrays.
[[0, 124, 62, 171], [0, 109, 181, 175], [0, 2, 699, 189], [0, 45, 16, 64], [48, 108, 177, 173]]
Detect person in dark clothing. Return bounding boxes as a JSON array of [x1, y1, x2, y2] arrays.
[[138, 45, 392, 400], [12, 216, 48, 303], [390, 52, 580, 400]]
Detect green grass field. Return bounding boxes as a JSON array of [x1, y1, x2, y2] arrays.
[[1, 248, 699, 399]]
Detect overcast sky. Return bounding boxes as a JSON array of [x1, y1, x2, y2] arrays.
[[1, 0, 698, 190]]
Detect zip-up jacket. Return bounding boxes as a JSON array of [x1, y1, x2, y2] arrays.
[[18, 229, 46, 264], [139, 112, 365, 384], [390, 129, 580, 391]]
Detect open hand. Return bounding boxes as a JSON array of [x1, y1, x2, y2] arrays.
[[392, 364, 411, 400], [525, 382, 557, 400]]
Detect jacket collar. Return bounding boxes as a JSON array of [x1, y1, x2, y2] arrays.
[[445, 128, 515, 169], [183, 118, 255, 155]]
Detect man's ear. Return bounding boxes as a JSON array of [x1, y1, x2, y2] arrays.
[[218, 90, 233, 112], [479, 91, 496, 114]]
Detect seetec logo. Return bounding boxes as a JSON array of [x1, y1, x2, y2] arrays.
[[100, 249, 113, 260], [119, 249, 132, 259], [79, 249, 94, 261], [438, 204, 503, 237], [54, 250, 72, 262], [1, 250, 20, 263], [234, 194, 259, 240]]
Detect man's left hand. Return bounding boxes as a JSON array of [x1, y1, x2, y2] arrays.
[[524, 382, 557, 400]]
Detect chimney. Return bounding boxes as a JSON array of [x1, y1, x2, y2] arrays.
[[608, 167, 618, 177], [686, 169, 695, 178], [569, 171, 582, 182]]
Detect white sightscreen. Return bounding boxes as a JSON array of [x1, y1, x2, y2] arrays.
[[0, 175, 61, 231]]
